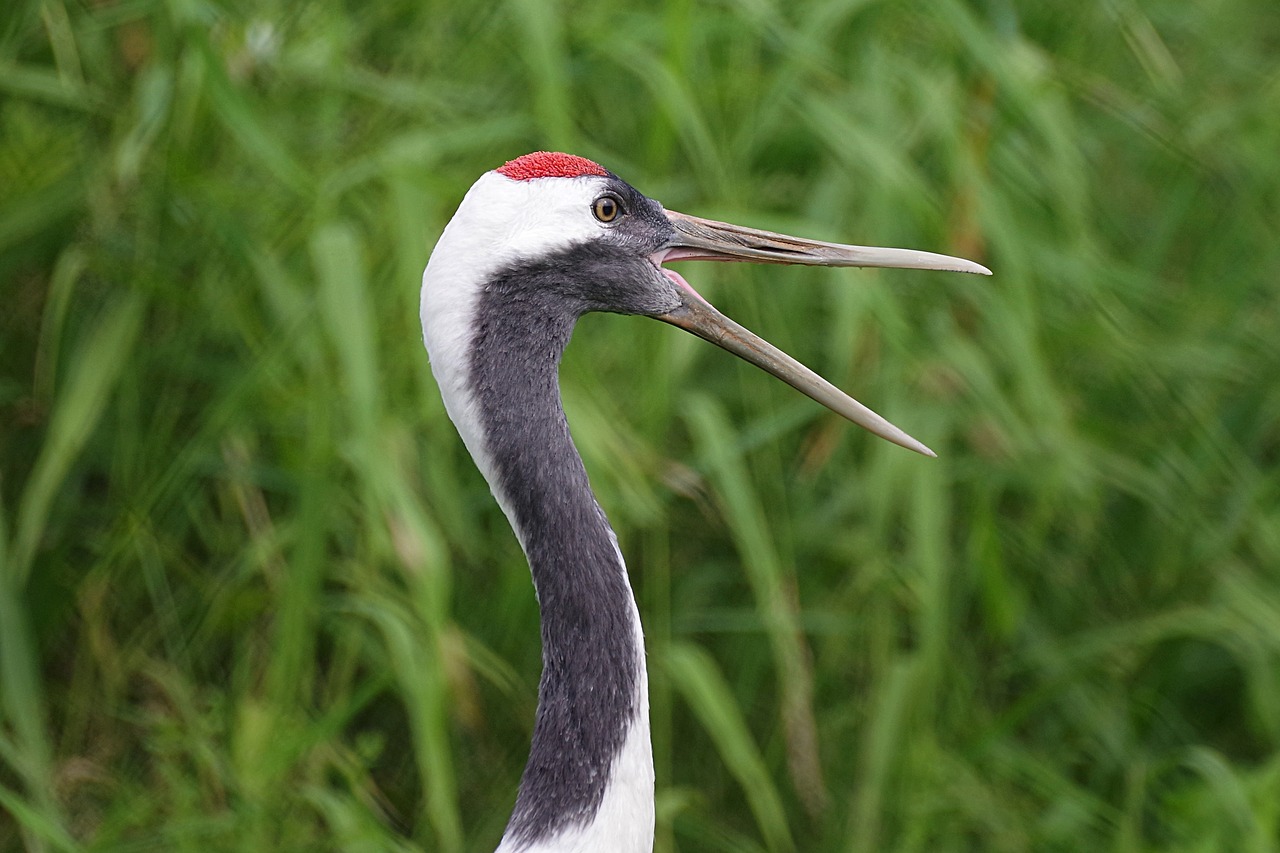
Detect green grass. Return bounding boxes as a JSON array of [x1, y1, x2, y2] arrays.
[[3, 0, 1280, 850]]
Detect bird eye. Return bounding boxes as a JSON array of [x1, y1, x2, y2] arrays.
[[592, 195, 621, 223]]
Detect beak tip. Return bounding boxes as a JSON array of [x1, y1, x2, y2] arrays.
[[907, 439, 939, 458]]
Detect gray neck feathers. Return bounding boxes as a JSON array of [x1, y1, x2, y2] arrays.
[[467, 252, 642, 848]]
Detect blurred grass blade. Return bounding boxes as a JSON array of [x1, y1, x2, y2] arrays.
[[0, 782, 79, 852], [684, 394, 828, 815], [0, 61, 99, 111], [11, 293, 144, 586], [32, 246, 86, 403], [0, 172, 84, 253], [1182, 746, 1269, 853], [0, 508, 68, 853], [849, 658, 915, 853], [312, 221, 381, 442], [198, 42, 309, 194], [345, 594, 463, 852], [504, 0, 574, 150], [666, 642, 796, 853]]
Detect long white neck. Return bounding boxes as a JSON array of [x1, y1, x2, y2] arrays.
[[422, 211, 655, 852]]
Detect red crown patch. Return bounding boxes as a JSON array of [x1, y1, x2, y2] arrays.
[[496, 152, 609, 181]]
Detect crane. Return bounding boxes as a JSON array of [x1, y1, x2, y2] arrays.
[[420, 152, 990, 853]]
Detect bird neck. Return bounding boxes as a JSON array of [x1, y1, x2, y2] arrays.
[[458, 301, 654, 852]]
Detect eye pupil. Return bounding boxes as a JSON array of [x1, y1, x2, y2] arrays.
[[594, 196, 619, 222]]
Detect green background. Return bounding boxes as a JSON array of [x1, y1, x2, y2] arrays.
[[3, 0, 1279, 850]]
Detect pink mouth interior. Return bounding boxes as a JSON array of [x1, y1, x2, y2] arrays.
[[661, 267, 701, 297], [653, 251, 711, 305]]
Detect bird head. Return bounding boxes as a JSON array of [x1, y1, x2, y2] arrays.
[[422, 152, 990, 457]]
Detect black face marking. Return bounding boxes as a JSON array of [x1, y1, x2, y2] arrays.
[[468, 227, 667, 846], [594, 176, 673, 257], [482, 197, 682, 321]]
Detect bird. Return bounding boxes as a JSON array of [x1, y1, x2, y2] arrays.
[[420, 151, 990, 853]]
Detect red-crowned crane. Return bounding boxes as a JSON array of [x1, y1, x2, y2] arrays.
[[420, 152, 990, 853]]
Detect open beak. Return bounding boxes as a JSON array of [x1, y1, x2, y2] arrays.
[[653, 210, 991, 458]]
